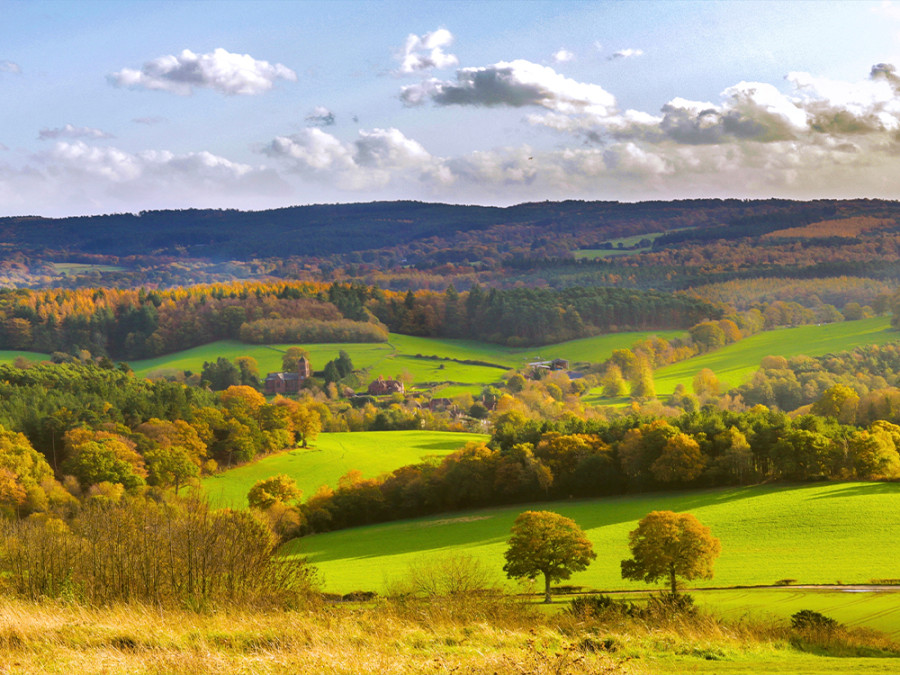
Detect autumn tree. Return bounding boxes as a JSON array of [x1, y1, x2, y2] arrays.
[[144, 446, 199, 494], [621, 510, 721, 596], [234, 356, 260, 388], [650, 433, 706, 483], [281, 346, 309, 372], [692, 368, 721, 400], [601, 364, 628, 397], [502, 510, 596, 603], [811, 384, 860, 424], [247, 474, 302, 509]]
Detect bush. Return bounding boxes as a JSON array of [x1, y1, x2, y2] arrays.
[[791, 609, 840, 631], [567, 594, 630, 619], [0, 496, 317, 608]]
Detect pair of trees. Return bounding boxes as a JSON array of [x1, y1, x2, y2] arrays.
[[503, 509, 720, 602]]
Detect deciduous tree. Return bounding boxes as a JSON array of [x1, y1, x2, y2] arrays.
[[621, 510, 721, 596], [502, 510, 596, 603]]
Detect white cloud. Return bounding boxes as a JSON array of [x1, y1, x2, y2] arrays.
[[109, 48, 297, 95], [38, 124, 114, 141], [262, 127, 451, 190], [0, 60, 21, 74], [305, 106, 336, 127], [873, 0, 900, 20], [397, 28, 458, 74], [0, 141, 291, 215], [552, 48, 575, 64], [401, 60, 618, 116], [609, 48, 644, 60]]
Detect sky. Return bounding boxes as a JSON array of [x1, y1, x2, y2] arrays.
[[4, 0, 900, 216]]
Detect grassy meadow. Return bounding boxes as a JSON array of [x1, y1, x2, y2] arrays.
[[125, 329, 687, 395], [6, 596, 899, 675], [203, 430, 487, 508], [286, 482, 900, 597], [573, 232, 667, 259], [652, 316, 896, 397]]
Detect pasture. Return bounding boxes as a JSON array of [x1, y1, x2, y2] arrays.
[[286, 482, 900, 599], [574, 232, 666, 259], [652, 316, 896, 397], [127, 329, 687, 394], [203, 430, 487, 508]]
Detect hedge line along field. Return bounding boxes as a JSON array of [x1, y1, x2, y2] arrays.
[[127, 329, 687, 393], [129, 340, 395, 379], [652, 315, 896, 397], [203, 430, 488, 508], [285, 482, 900, 599]]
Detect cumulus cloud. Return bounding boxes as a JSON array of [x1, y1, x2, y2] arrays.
[[0, 60, 21, 74], [0, 141, 291, 215], [609, 48, 644, 60], [109, 48, 297, 95], [522, 63, 900, 149], [397, 28, 458, 74], [305, 106, 336, 127], [38, 124, 114, 141], [873, 0, 900, 20], [552, 48, 575, 64], [401, 60, 617, 116], [262, 127, 452, 190]]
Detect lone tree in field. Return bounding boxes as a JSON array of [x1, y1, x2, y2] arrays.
[[503, 510, 596, 603], [621, 510, 721, 596]]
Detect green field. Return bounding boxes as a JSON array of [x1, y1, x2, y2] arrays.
[[0, 349, 50, 365], [51, 262, 125, 274], [127, 330, 687, 394], [652, 316, 897, 397], [695, 588, 900, 638], [286, 482, 900, 598], [574, 233, 666, 259], [130, 340, 395, 379], [584, 316, 898, 404], [203, 430, 487, 508]]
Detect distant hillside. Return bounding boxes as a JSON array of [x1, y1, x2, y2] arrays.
[[5, 198, 897, 261]]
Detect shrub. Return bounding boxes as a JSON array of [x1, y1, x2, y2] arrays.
[[791, 609, 840, 631], [0, 495, 317, 608]]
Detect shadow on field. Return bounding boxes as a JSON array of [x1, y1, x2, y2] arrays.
[[809, 482, 900, 499], [288, 483, 895, 564]]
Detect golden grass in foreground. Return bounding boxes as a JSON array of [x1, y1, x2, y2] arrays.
[[0, 597, 896, 675], [0, 599, 625, 675]]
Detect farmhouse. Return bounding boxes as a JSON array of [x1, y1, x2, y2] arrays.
[[264, 356, 311, 395], [367, 375, 405, 395], [527, 358, 570, 375]]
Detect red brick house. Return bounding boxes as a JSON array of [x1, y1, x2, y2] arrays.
[[264, 356, 311, 395], [367, 375, 405, 395]]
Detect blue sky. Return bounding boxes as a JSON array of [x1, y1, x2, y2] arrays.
[[3, 0, 900, 216]]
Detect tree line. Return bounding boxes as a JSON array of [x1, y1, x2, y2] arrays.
[[242, 406, 900, 537]]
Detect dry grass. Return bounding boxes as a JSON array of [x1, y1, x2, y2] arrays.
[[0, 595, 896, 674], [0, 599, 629, 675]]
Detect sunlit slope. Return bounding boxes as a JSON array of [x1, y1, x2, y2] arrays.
[[285, 482, 900, 596], [126, 330, 687, 393], [203, 430, 487, 508], [652, 316, 896, 397]]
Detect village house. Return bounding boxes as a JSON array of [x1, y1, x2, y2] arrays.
[[367, 375, 405, 395], [264, 356, 311, 395]]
